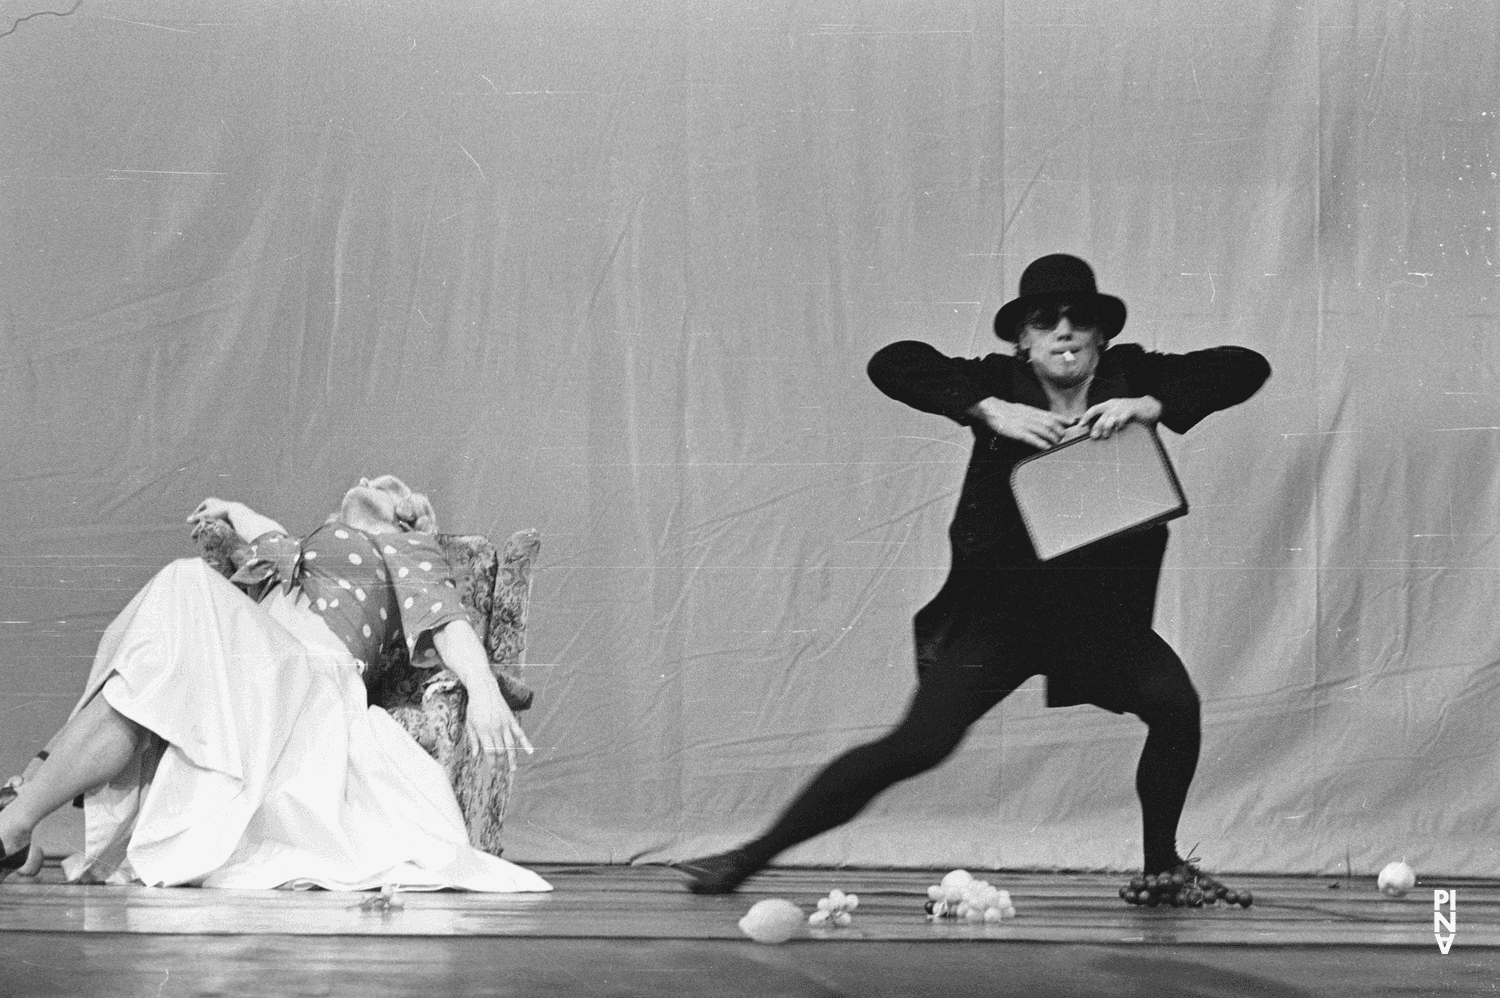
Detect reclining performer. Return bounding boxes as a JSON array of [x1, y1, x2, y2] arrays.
[[679, 254, 1270, 901], [0, 475, 550, 892]]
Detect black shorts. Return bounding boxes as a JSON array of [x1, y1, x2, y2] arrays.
[[913, 540, 1193, 716]]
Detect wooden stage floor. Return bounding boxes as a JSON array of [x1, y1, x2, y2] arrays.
[[1, 863, 1496, 996]]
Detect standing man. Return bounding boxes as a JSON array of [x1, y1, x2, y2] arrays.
[[679, 254, 1271, 901]]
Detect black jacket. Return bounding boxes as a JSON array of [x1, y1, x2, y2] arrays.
[[867, 340, 1272, 562]]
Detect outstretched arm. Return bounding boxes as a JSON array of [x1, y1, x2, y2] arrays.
[[431, 620, 534, 773], [1133, 346, 1272, 434], [870, 341, 1077, 447], [866, 341, 999, 423], [1075, 346, 1269, 439]]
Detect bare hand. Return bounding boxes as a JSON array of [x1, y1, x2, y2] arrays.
[[187, 498, 242, 539], [464, 694, 535, 775], [968, 397, 1076, 449], [1081, 396, 1163, 439]]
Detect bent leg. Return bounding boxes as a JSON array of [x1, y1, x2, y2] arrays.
[[1120, 632, 1202, 873], [0, 690, 143, 871]]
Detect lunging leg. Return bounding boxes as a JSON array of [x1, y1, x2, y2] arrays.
[[680, 655, 1022, 894]]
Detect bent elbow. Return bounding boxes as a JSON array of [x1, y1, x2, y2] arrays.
[[1250, 351, 1272, 389], [1221, 346, 1271, 401], [866, 343, 902, 389], [867, 340, 933, 393], [1247, 350, 1272, 397]]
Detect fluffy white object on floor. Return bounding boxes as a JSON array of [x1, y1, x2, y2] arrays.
[[1377, 861, 1416, 897], [809, 888, 859, 926], [940, 869, 973, 890], [926, 872, 1018, 921], [738, 898, 806, 944]]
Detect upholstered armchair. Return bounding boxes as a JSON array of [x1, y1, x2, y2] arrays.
[[196, 522, 541, 857]]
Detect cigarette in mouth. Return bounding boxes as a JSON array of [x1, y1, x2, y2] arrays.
[[1063, 350, 1076, 362]]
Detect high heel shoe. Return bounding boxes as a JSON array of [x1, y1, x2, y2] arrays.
[[0, 837, 30, 873], [0, 770, 34, 875]]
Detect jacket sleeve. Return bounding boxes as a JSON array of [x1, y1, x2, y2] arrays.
[[1129, 345, 1272, 434], [867, 340, 1001, 424]]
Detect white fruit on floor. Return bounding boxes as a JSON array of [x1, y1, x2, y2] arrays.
[[738, 898, 806, 944], [1377, 861, 1416, 898]]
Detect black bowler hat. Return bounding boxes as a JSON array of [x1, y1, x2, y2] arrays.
[[992, 254, 1127, 343]]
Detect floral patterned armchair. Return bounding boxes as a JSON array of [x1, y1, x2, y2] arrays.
[[196, 522, 541, 856]]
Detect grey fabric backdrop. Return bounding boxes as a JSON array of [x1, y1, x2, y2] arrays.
[[2, 0, 1496, 875]]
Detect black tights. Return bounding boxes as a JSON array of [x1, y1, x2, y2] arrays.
[[739, 630, 1201, 875]]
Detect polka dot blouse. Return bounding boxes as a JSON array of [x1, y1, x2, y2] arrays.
[[233, 522, 469, 671]]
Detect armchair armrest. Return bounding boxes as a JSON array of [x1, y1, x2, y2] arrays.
[[434, 532, 536, 711], [489, 528, 541, 709]]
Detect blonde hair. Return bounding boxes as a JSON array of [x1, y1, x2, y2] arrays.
[[360, 475, 439, 534]]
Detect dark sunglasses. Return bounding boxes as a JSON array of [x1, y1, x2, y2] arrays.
[[1022, 303, 1101, 332]]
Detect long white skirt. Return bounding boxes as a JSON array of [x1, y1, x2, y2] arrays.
[[60, 558, 551, 893]]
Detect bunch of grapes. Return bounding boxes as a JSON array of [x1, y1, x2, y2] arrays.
[[1119, 869, 1252, 909], [923, 869, 1017, 923], [808, 889, 859, 927]]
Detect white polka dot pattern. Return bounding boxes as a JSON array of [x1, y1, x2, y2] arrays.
[[285, 522, 395, 668], [382, 530, 471, 656], [294, 523, 470, 665]]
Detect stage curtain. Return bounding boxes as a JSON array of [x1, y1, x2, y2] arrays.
[[2, 0, 1496, 875]]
